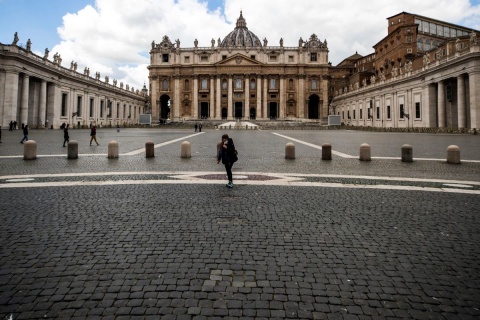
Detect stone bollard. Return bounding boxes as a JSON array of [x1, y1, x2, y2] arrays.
[[181, 141, 191, 158], [108, 140, 119, 159], [145, 141, 154, 158], [401, 144, 413, 162], [359, 143, 371, 161], [285, 142, 295, 159], [67, 140, 78, 159], [322, 143, 332, 160], [23, 140, 37, 160], [447, 145, 461, 164]]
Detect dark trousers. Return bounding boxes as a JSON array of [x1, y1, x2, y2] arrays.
[[224, 163, 233, 182]]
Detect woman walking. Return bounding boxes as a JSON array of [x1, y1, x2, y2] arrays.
[[217, 134, 238, 188], [20, 124, 28, 144]]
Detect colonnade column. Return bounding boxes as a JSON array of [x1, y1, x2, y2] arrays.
[[193, 77, 198, 119], [244, 76, 250, 119], [437, 80, 445, 127], [3, 71, 19, 126], [216, 77, 221, 119], [279, 76, 285, 119], [210, 77, 215, 119], [227, 77, 233, 119], [256, 75, 261, 119], [457, 75, 466, 129], [469, 72, 479, 129], [298, 76, 305, 119], [262, 77, 268, 119], [20, 74, 30, 125]]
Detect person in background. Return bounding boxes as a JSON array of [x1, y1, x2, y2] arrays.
[[20, 125, 28, 144], [90, 125, 99, 146], [63, 124, 70, 147]]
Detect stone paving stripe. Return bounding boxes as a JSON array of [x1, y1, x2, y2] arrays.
[[123, 132, 205, 155], [272, 132, 356, 158], [1, 173, 480, 194]]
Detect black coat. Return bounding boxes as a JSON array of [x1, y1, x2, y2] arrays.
[[218, 138, 237, 164]]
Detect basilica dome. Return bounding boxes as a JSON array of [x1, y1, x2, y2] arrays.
[[220, 12, 262, 47]]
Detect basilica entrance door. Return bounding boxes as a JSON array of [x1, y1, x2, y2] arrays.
[[221, 107, 227, 119], [160, 95, 170, 120], [269, 102, 278, 119], [200, 102, 209, 119], [250, 108, 256, 120], [308, 94, 320, 119], [234, 102, 243, 119]]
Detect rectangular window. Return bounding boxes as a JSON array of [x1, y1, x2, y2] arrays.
[[107, 100, 112, 117], [61, 93, 68, 117], [100, 100, 104, 118], [116, 103, 120, 118], [77, 96, 82, 117], [250, 55, 256, 60], [387, 105, 391, 119], [89, 98, 94, 117], [360, 109, 363, 120], [200, 56, 208, 62], [162, 54, 169, 62], [270, 79, 277, 89], [311, 79, 317, 90], [347, 110, 350, 120], [353, 110, 356, 120], [222, 55, 227, 60], [288, 55, 294, 62], [184, 56, 190, 63], [310, 53, 317, 62], [250, 79, 256, 90], [400, 104, 404, 118], [162, 79, 169, 91], [415, 102, 421, 118], [269, 55, 277, 61], [235, 79, 242, 89], [123, 104, 126, 118], [201, 79, 208, 89]]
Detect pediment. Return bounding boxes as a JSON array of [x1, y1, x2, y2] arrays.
[[215, 54, 263, 66]]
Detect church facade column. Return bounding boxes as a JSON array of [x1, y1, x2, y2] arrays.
[[39, 80, 47, 128], [298, 76, 305, 119], [210, 77, 215, 119], [279, 76, 285, 119], [173, 76, 180, 121], [256, 75, 262, 119], [469, 72, 479, 129], [20, 74, 30, 125], [263, 76, 268, 119], [244, 76, 250, 119], [227, 77, 233, 119], [457, 75, 466, 129], [437, 80, 445, 127], [216, 76, 221, 119], [193, 76, 198, 119]]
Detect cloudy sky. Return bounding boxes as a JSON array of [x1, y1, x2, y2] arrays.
[[1, 0, 479, 90]]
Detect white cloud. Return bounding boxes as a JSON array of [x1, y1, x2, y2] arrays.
[[52, 0, 480, 90]]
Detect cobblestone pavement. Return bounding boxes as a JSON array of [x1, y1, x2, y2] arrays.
[[1, 128, 480, 319]]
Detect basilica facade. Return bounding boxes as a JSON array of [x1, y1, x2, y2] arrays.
[[148, 12, 330, 123]]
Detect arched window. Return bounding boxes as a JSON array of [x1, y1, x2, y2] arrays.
[[311, 79, 317, 90], [201, 79, 208, 89], [250, 79, 256, 90], [222, 79, 227, 90], [184, 79, 190, 90], [270, 79, 276, 89]]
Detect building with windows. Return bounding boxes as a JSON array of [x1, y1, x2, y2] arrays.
[[331, 12, 480, 130], [148, 12, 330, 123], [0, 39, 148, 129]]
